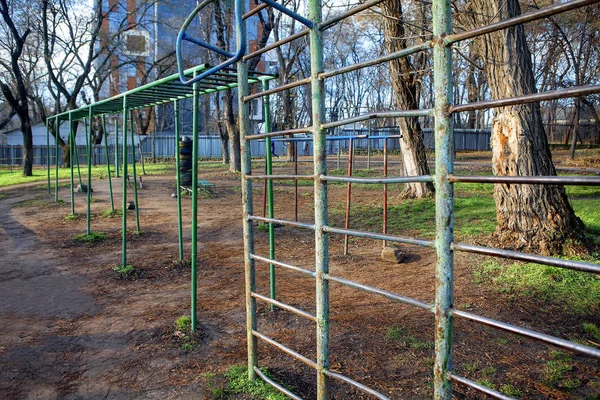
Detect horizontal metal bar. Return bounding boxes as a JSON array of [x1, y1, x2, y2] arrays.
[[246, 174, 315, 181], [325, 273, 433, 310], [324, 369, 390, 400], [319, 42, 431, 80], [450, 174, 600, 186], [320, 0, 385, 30], [446, 0, 599, 44], [452, 243, 600, 274], [245, 127, 313, 140], [251, 254, 317, 277], [449, 374, 515, 400], [243, 29, 309, 61], [452, 310, 600, 358], [243, 2, 268, 19], [254, 367, 304, 400], [323, 225, 435, 248], [243, 78, 312, 102], [322, 175, 434, 184], [321, 109, 433, 130], [450, 85, 600, 114], [252, 291, 317, 321], [252, 330, 318, 368], [249, 215, 316, 230]]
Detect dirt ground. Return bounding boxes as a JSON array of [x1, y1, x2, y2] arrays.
[[0, 153, 598, 399]]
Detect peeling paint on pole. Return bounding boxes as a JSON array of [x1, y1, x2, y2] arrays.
[[432, 0, 454, 398]]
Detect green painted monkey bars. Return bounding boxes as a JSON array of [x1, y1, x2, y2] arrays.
[[46, 62, 275, 332]]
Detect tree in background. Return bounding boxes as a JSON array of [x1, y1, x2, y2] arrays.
[[381, 0, 434, 198], [460, 0, 583, 255], [0, 0, 38, 175]]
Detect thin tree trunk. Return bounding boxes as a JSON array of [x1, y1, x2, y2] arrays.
[[21, 116, 33, 176], [381, 0, 433, 198], [461, 0, 583, 255], [224, 90, 240, 172], [568, 99, 580, 160]]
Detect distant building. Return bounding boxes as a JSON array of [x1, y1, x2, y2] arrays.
[[97, 0, 266, 136]]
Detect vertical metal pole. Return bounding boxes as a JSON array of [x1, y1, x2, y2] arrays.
[[343, 138, 354, 256], [336, 141, 340, 170], [367, 121, 371, 170], [75, 128, 82, 187], [236, 5, 257, 380], [191, 73, 199, 331], [294, 142, 298, 222], [122, 96, 128, 269], [309, 0, 329, 394], [46, 120, 50, 194], [433, 0, 454, 397], [383, 138, 388, 248], [102, 115, 115, 211], [69, 113, 75, 215], [55, 118, 59, 203], [115, 119, 120, 178], [174, 100, 184, 260], [86, 111, 93, 236], [129, 110, 141, 233], [263, 80, 276, 307]]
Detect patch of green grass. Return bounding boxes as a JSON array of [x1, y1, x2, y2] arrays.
[[100, 209, 122, 218], [333, 195, 496, 238], [65, 213, 79, 221], [462, 362, 479, 374], [572, 199, 600, 244], [475, 379, 496, 390], [73, 232, 107, 243], [180, 342, 194, 351], [0, 163, 173, 188], [112, 264, 139, 279], [387, 326, 404, 341], [175, 315, 192, 333], [224, 365, 288, 400], [474, 259, 600, 314], [257, 223, 270, 232], [544, 352, 582, 390], [499, 384, 523, 398], [481, 366, 497, 377], [566, 185, 600, 199], [582, 323, 600, 343]]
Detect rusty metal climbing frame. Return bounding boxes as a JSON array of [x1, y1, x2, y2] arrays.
[[234, 0, 600, 398]]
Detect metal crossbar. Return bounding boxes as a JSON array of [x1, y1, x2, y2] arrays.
[[237, 0, 600, 398]]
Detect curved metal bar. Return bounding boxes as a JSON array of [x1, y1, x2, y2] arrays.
[[176, 0, 246, 85], [260, 0, 313, 28], [253, 367, 304, 400]]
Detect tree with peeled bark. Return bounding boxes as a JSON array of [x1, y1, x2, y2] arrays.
[[459, 0, 583, 255], [381, 0, 434, 198]]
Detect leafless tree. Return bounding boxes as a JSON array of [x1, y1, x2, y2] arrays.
[[0, 0, 38, 175]]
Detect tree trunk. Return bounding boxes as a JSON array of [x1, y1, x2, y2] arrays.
[[461, 0, 583, 255], [381, 0, 434, 198], [224, 90, 240, 172], [20, 114, 33, 176], [568, 99, 580, 160], [215, 93, 230, 164]]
